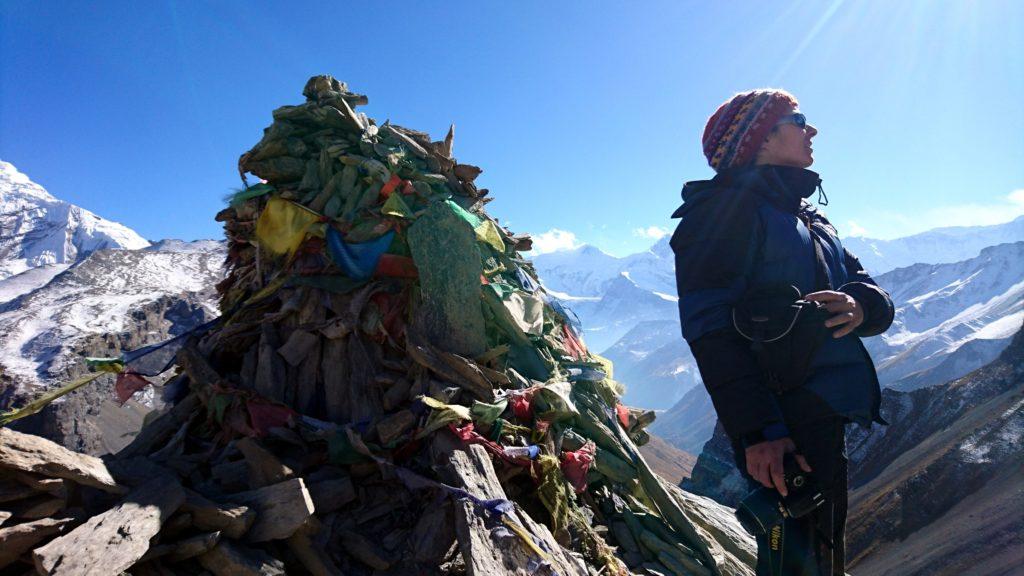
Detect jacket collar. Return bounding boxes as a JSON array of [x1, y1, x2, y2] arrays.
[[714, 165, 822, 213], [673, 165, 822, 218]]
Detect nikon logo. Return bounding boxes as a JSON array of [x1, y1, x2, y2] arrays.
[[770, 525, 782, 550]]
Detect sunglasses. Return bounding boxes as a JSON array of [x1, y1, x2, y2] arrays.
[[775, 112, 808, 129]]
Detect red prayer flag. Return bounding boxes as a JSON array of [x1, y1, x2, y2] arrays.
[[561, 441, 596, 493], [114, 371, 153, 405], [615, 403, 630, 429], [380, 174, 402, 198], [449, 423, 527, 466], [510, 388, 538, 421], [561, 324, 588, 360], [375, 254, 418, 279], [246, 399, 297, 436]]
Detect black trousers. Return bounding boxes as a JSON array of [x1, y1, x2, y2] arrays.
[[731, 417, 848, 576]]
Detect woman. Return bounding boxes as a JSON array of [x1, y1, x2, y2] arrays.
[[670, 89, 895, 575]]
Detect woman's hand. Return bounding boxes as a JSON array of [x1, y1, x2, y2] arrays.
[[744, 438, 812, 496], [804, 290, 864, 338]]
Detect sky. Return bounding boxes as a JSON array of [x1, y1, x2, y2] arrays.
[[1, 0, 1022, 257]]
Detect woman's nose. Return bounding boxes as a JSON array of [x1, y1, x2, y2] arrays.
[[806, 124, 818, 137]]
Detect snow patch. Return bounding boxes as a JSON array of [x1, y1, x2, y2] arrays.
[[542, 288, 601, 302], [0, 264, 71, 305], [969, 309, 1024, 341], [653, 291, 679, 302]]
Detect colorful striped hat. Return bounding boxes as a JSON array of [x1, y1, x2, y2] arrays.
[[702, 89, 799, 172]]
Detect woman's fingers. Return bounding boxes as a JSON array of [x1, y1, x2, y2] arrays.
[[794, 454, 812, 472], [750, 460, 770, 489], [770, 459, 789, 497], [804, 290, 842, 302], [833, 323, 857, 338], [825, 312, 854, 327], [823, 300, 854, 313]]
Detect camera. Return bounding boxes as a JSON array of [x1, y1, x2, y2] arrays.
[[734, 453, 825, 536]]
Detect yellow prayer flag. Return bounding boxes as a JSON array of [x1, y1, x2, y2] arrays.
[[474, 220, 506, 253], [255, 197, 322, 255]]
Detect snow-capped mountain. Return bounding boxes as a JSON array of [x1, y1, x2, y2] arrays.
[[866, 241, 1023, 390], [533, 240, 692, 409], [531, 244, 623, 297], [0, 240, 225, 455], [0, 161, 225, 454], [842, 215, 1024, 275], [533, 216, 1024, 300], [563, 272, 679, 353], [0, 160, 149, 282], [532, 236, 677, 297], [601, 320, 700, 410]]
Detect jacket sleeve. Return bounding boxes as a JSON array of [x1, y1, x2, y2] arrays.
[[837, 248, 895, 337], [671, 196, 787, 442]]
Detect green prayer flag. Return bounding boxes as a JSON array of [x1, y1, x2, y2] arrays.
[[227, 183, 275, 207], [208, 393, 233, 424], [328, 428, 372, 465], [445, 199, 482, 227], [470, 398, 508, 425], [85, 357, 126, 373]]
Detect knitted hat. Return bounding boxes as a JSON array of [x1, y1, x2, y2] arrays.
[[702, 89, 799, 172]]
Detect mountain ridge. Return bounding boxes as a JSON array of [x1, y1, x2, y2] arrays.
[[0, 160, 149, 281]]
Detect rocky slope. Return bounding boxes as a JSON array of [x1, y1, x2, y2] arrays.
[[846, 326, 1024, 575], [637, 433, 698, 485], [678, 421, 748, 507], [0, 245, 224, 454], [846, 327, 1022, 489]]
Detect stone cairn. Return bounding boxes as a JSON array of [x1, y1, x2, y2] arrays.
[[0, 76, 744, 576]]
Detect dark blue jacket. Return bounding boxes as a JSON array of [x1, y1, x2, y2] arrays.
[[670, 165, 894, 444]]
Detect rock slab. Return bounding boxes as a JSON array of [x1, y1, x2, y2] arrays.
[[32, 475, 185, 575]]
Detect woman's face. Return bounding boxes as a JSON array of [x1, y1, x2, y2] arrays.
[[756, 107, 818, 168]]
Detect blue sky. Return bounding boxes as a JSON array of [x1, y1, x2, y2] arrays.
[[2, 0, 1021, 256]]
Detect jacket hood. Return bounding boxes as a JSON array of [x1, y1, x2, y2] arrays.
[[672, 165, 822, 219]]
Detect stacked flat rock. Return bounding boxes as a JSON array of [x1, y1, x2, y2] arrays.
[[0, 76, 753, 576]]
